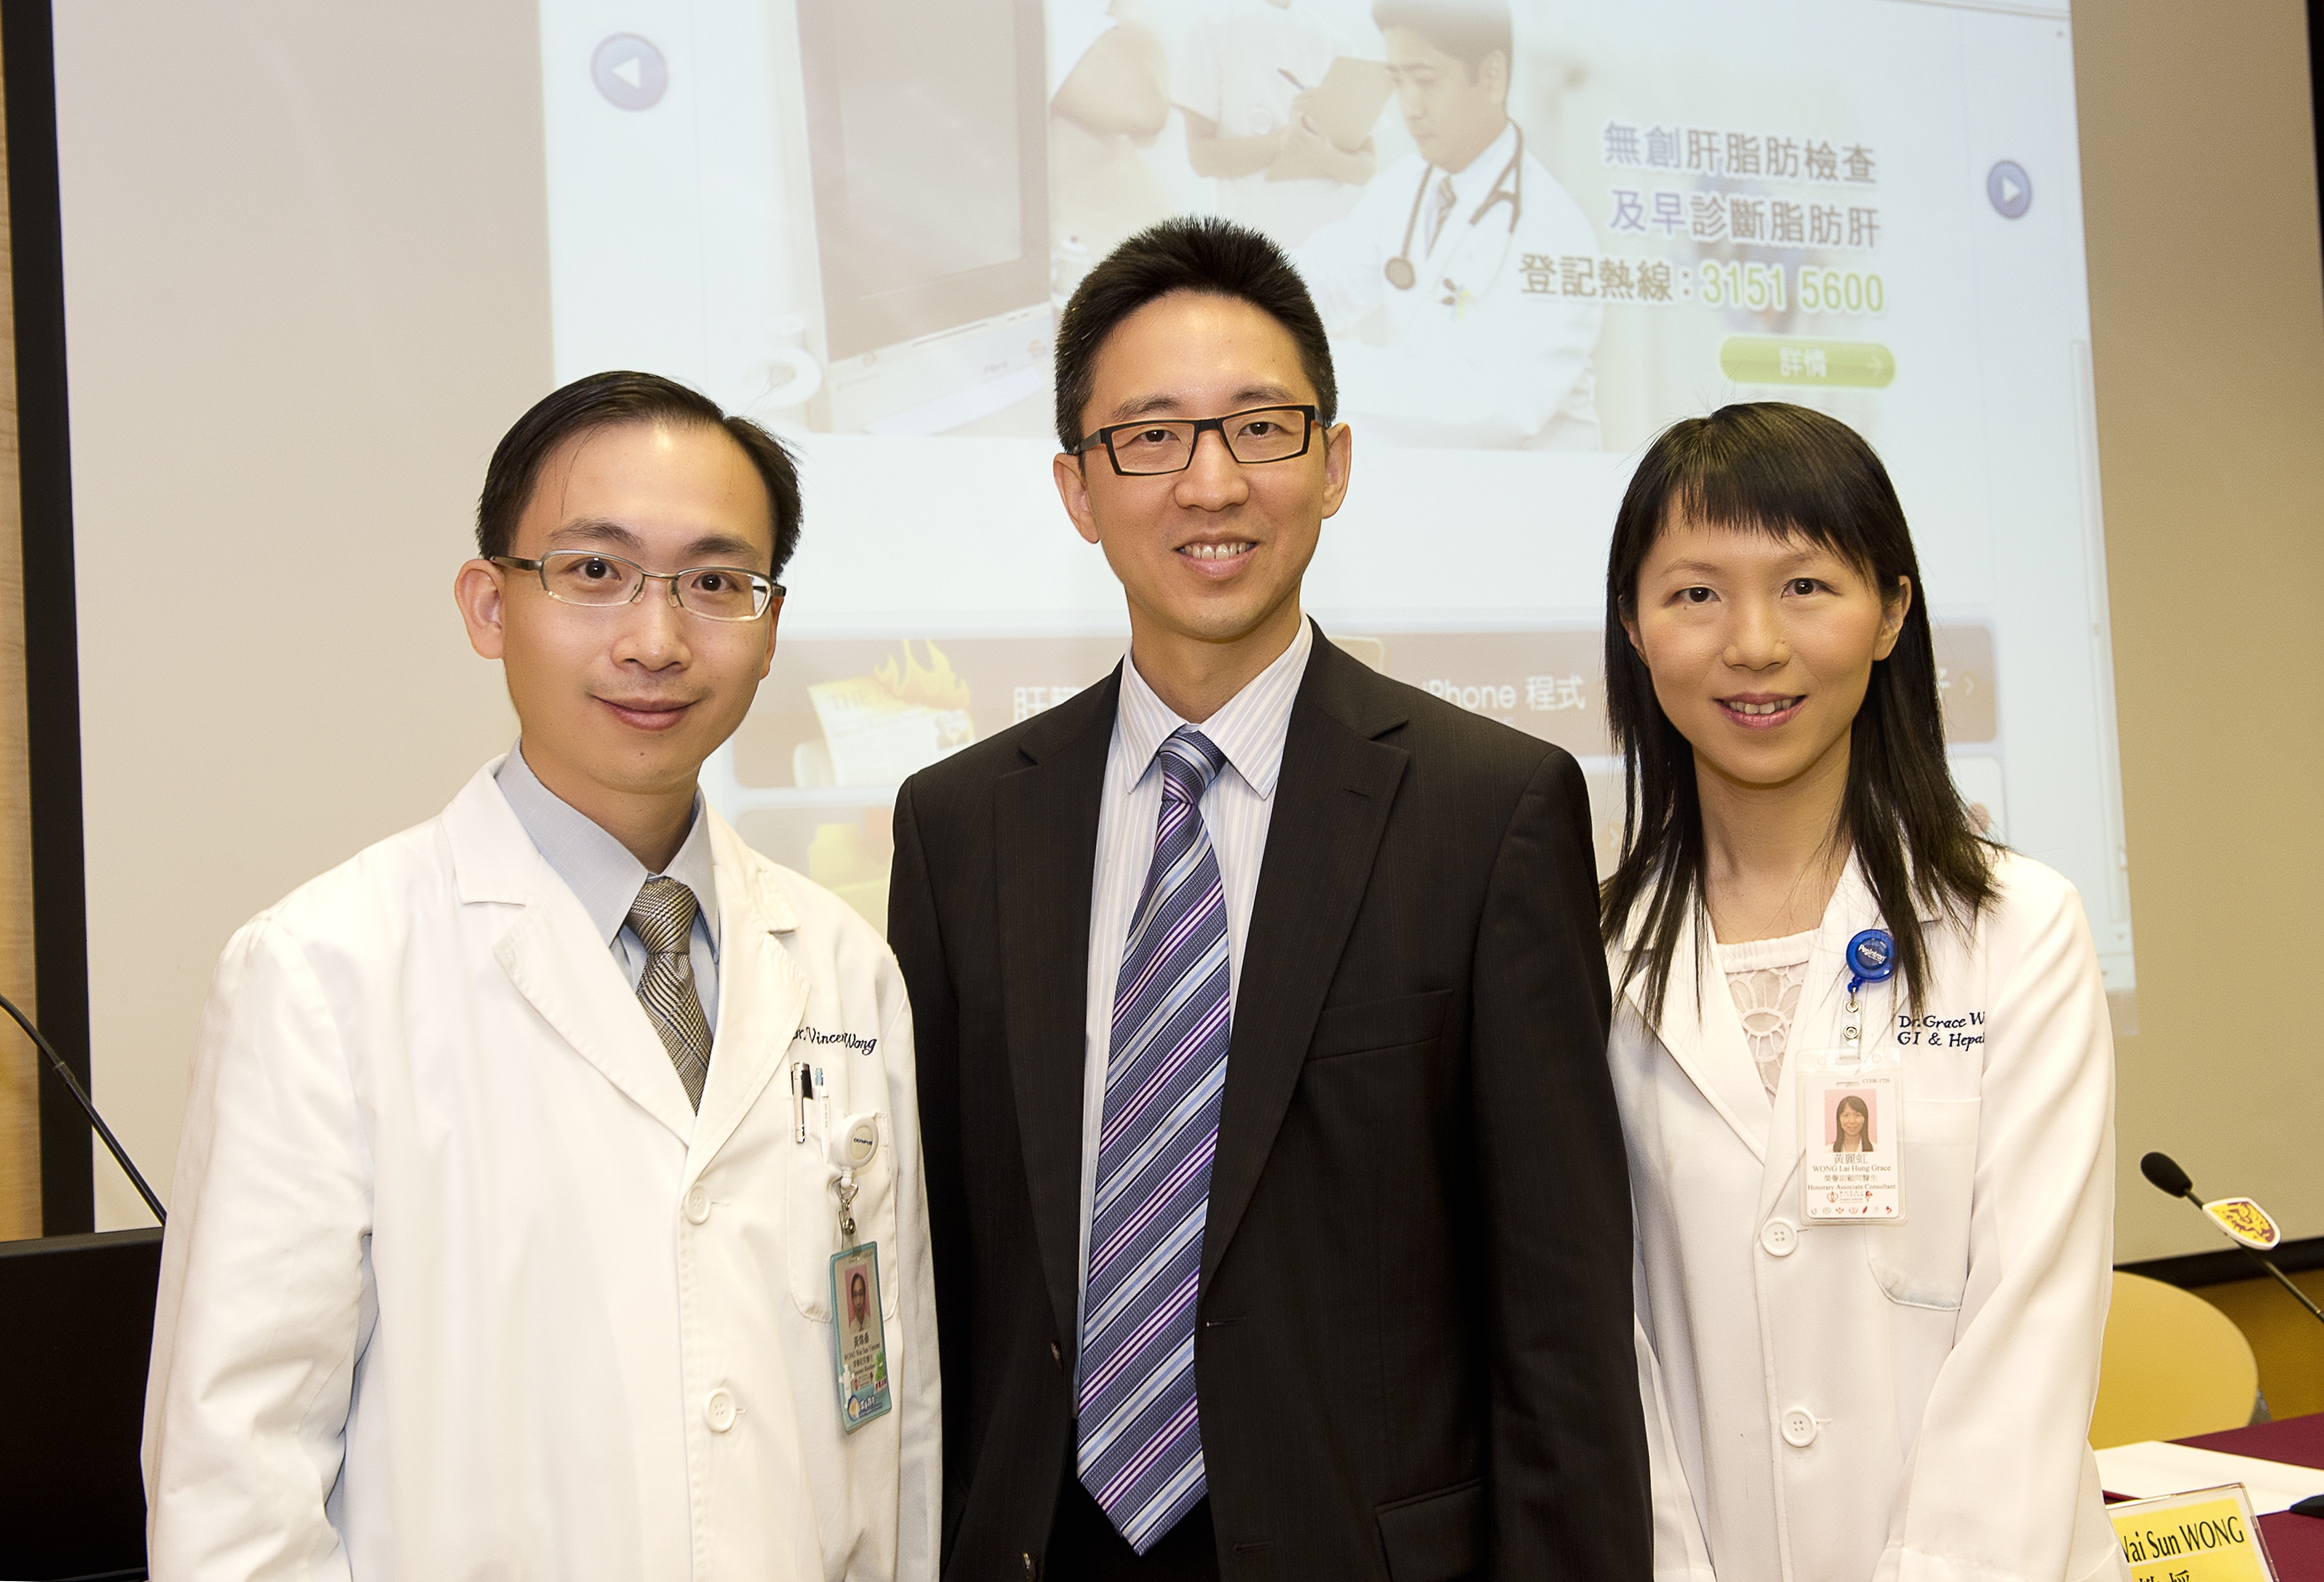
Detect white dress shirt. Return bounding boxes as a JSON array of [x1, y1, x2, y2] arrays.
[[496, 741, 721, 1025], [1075, 618, 1315, 1330]]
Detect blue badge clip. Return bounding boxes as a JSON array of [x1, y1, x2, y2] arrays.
[[1845, 929, 1897, 996]]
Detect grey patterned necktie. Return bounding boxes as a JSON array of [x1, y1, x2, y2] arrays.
[[628, 876, 712, 1111]]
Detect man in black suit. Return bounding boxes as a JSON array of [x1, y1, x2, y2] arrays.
[[887, 216, 1648, 1581]]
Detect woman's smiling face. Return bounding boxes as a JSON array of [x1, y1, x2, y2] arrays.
[[1622, 513, 1909, 799]]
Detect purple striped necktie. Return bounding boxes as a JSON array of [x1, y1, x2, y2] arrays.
[[1078, 726, 1233, 1553]]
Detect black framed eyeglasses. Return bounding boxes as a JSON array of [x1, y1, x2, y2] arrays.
[[1070, 405, 1321, 476], [490, 551, 783, 622]]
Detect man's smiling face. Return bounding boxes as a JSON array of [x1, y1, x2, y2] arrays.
[[464, 419, 781, 814], [1052, 290, 1350, 659]]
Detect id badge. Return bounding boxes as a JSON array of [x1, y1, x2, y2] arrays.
[[829, 1241, 893, 1431], [1798, 1054, 1904, 1223]]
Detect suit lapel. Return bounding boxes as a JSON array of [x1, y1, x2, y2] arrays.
[[1754, 912, 1850, 1226], [442, 763, 699, 1143], [1632, 917, 1772, 1163], [996, 671, 1121, 1346], [688, 816, 811, 1176], [489, 891, 702, 1145], [1201, 635, 1407, 1286]]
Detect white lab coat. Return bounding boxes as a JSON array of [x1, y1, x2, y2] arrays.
[[1610, 852, 2126, 1582], [1295, 125, 1603, 449], [142, 760, 939, 1581]]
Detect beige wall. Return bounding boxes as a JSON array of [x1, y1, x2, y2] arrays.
[[54, 4, 535, 1227], [2076, 0, 2324, 1261], [0, 19, 39, 1242]]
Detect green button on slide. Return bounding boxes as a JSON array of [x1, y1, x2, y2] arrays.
[[1720, 337, 1896, 388]]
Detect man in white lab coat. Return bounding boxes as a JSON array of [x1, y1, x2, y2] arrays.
[[141, 371, 938, 1581], [1295, 0, 1603, 449]]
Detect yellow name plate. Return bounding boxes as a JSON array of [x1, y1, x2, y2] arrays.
[[2111, 1485, 2277, 1582]]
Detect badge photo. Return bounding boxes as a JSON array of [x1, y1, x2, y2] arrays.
[[1799, 1069, 1904, 1222], [830, 1242, 893, 1431], [1825, 1087, 1878, 1155]]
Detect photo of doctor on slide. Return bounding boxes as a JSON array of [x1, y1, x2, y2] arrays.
[[1293, 0, 1603, 449]]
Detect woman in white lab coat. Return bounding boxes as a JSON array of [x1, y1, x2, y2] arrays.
[[1598, 403, 2125, 1582]]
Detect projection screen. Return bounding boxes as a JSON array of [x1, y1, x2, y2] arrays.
[[50, 0, 2132, 1229], [538, 0, 2132, 994]]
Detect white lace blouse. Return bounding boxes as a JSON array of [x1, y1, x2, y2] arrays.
[[1714, 930, 1818, 1097]]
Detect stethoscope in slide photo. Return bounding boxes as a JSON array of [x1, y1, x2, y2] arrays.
[[1384, 126, 1524, 299]]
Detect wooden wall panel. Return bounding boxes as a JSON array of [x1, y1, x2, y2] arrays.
[[0, 18, 38, 1243]]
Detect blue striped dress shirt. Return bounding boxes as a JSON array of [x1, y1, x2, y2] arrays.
[[1075, 617, 1315, 1333]]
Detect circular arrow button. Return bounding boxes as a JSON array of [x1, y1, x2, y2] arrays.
[[592, 34, 668, 111], [1987, 160, 2032, 219]]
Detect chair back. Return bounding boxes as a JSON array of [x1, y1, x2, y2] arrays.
[[2091, 1269, 2261, 1449]]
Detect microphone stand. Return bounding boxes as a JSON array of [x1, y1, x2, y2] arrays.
[[2148, 1167, 2322, 1329], [2210, 1227, 2324, 1328], [0, 989, 165, 1226]]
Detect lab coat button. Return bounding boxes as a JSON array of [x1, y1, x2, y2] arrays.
[[685, 1185, 711, 1225], [1759, 1219, 1797, 1256], [706, 1388, 737, 1432], [1781, 1408, 1818, 1448]]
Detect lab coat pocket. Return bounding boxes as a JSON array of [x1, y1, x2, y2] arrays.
[[1865, 1097, 1980, 1310], [785, 1108, 901, 1321]]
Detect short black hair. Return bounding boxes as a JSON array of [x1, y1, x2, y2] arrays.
[[476, 370, 803, 578], [1053, 216, 1337, 454], [1371, 0, 1514, 76]]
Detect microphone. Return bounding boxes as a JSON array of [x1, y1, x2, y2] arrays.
[[2139, 1151, 2194, 1200], [0, 989, 165, 1226], [2140, 1150, 2317, 1328]]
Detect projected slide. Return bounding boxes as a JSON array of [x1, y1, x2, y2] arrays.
[[537, 0, 2134, 994]]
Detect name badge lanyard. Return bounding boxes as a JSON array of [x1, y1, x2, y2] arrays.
[[1799, 929, 1906, 1224], [826, 1110, 894, 1431], [1384, 127, 1525, 301]]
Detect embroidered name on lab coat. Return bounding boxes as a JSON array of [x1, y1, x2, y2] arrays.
[[1895, 1011, 1983, 1049]]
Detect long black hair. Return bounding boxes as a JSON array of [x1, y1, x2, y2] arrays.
[[1832, 1093, 1873, 1152], [1600, 402, 1995, 1021]]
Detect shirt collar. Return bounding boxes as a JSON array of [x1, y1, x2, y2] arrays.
[[1115, 617, 1314, 802], [495, 742, 721, 953], [1440, 119, 1519, 203]]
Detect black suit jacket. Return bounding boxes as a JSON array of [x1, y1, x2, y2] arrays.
[[888, 627, 1650, 1582]]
